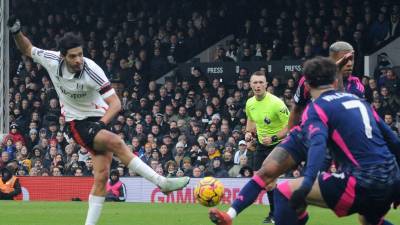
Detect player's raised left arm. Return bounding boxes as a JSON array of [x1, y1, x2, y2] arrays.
[[101, 93, 121, 125], [8, 16, 33, 58]]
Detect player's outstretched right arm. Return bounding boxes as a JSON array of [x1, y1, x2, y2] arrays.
[[8, 16, 33, 58]]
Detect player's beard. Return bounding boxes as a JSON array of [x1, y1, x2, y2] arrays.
[[68, 63, 83, 73], [339, 65, 353, 77]]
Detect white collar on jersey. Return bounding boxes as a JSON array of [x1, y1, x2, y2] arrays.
[[57, 59, 85, 79]]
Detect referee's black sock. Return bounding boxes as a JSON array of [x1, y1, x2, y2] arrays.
[[267, 190, 274, 216]]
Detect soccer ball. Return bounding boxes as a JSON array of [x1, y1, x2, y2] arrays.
[[194, 177, 224, 207]]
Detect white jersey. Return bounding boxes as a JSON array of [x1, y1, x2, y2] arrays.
[[31, 47, 115, 122]]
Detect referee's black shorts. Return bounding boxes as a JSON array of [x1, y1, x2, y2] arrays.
[[68, 117, 103, 154], [247, 140, 278, 171]]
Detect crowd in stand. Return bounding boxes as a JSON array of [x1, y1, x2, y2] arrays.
[[217, 0, 400, 77], [1, 0, 399, 178]]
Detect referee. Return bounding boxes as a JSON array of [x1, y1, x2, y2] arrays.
[[245, 71, 289, 224]]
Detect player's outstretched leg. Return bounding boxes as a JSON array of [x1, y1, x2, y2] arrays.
[[126, 154, 190, 193], [208, 147, 297, 224], [93, 130, 190, 193], [209, 208, 232, 225], [208, 176, 276, 225]]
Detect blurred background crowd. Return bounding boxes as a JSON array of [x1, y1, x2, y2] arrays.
[[1, 0, 399, 178]]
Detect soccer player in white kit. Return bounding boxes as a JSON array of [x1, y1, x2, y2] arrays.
[[8, 17, 190, 225]]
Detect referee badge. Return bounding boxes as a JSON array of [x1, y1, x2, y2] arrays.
[[264, 116, 271, 124]]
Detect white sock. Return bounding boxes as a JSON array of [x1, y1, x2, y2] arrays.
[[227, 207, 237, 219], [85, 195, 105, 225], [127, 157, 166, 186]]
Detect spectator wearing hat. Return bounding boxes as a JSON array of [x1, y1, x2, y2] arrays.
[[174, 142, 188, 167], [234, 140, 248, 164], [155, 113, 168, 135], [4, 123, 25, 146], [105, 169, 126, 202], [176, 168, 185, 177], [151, 149, 160, 162], [211, 113, 221, 126]]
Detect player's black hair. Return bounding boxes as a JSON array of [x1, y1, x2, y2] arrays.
[[303, 56, 337, 88], [58, 32, 83, 56]]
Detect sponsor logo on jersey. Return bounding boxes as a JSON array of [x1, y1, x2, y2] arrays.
[[60, 86, 87, 99]]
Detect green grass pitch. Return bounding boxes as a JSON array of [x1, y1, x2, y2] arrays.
[[0, 201, 399, 225]]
